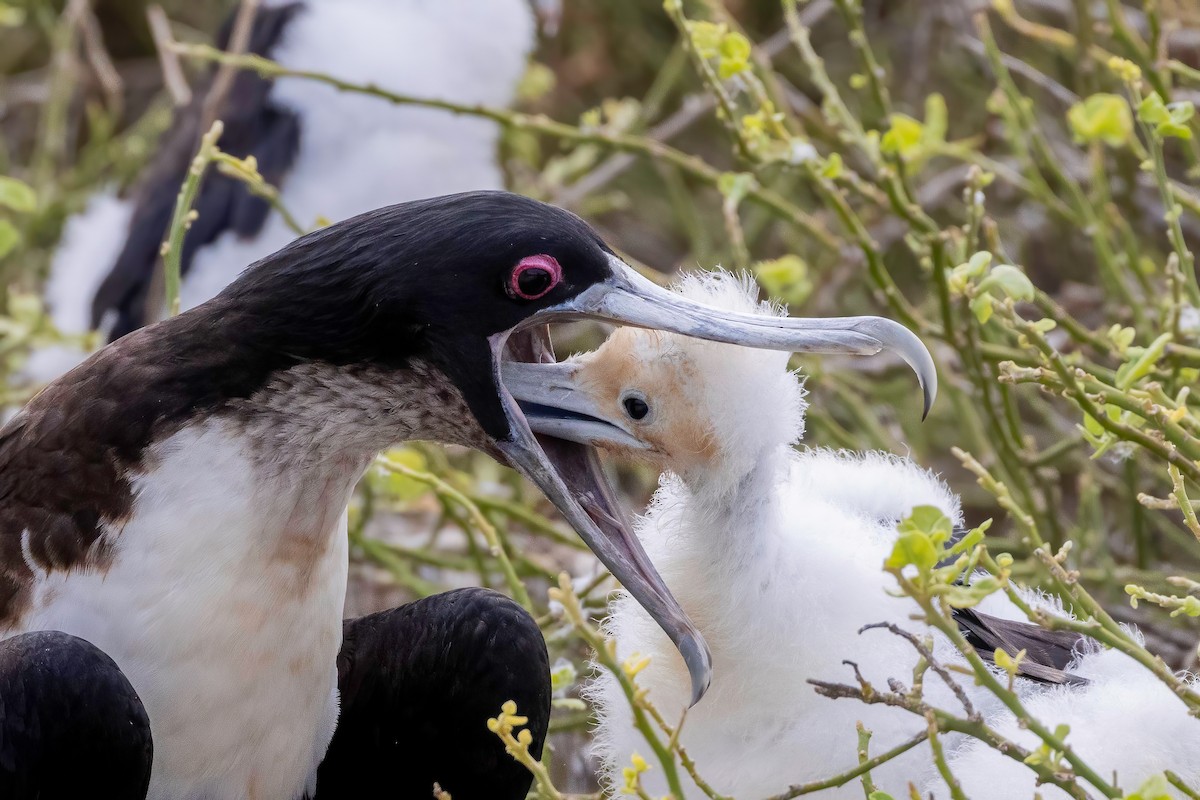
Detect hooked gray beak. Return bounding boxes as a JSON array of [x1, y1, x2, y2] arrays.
[[527, 256, 937, 417], [491, 326, 712, 706], [492, 260, 937, 709]]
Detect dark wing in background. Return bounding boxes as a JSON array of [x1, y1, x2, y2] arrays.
[[90, 2, 305, 342], [952, 606, 1089, 686], [942, 526, 1089, 686]]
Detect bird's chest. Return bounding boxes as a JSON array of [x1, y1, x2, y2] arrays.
[[20, 427, 364, 800]]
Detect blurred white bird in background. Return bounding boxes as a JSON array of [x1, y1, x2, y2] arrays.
[[31, 0, 539, 381]]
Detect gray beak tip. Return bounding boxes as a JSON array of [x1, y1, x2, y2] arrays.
[[680, 633, 713, 707], [860, 317, 937, 421]]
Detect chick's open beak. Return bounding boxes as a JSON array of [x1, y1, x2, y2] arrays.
[[501, 360, 647, 452]]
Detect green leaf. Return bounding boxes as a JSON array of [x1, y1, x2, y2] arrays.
[[1067, 93, 1133, 147], [1107, 324, 1136, 352], [985, 264, 1035, 301], [888, 505, 953, 572], [878, 96, 946, 165], [880, 114, 923, 158], [717, 31, 752, 78], [0, 176, 35, 213], [0, 219, 19, 260], [739, 112, 772, 152], [687, 21, 726, 59], [549, 658, 578, 693], [885, 530, 939, 572], [1138, 94, 1195, 139], [898, 505, 955, 541], [867, 793, 895, 800], [753, 255, 812, 306], [1157, 122, 1193, 140], [945, 575, 1000, 606], [924, 93, 948, 145], [1031, 318, 1057, 333], [1126, 773, 1174, 800], [945, 522, 988, 557], [948, 251, 992, 295], [1117, 332, 1171, 390], [717, 59, 745, 79], [1138, 93, 1171, 125], [970, 293, 994, 324], [820, 152, 843, 179], [966, 251, 992, 276], [1170, 101, 1196, 125]]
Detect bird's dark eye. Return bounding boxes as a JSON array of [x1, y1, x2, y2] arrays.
[[507, 254, 563, 301], [623, 395, 650, 420]]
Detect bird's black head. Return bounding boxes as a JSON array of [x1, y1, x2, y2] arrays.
[[222, 191, 618, 441], [210, 190, 938, 706]]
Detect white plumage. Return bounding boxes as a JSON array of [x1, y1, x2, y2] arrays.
[[578, 272, 1200, 798], [29, 0, 535, 383], [24, 419, 353, 800], [946, 643, 1200, 799]]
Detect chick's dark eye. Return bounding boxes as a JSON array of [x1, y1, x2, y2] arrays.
[[508, 254, 563, 300], [624, 396, 650, 420]]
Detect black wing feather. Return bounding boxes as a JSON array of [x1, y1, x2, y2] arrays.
[[943, 526, 1090, 686], [0, 631, 152, 799], [953, 606, 1089, 686], [316, 588, 551, 799]]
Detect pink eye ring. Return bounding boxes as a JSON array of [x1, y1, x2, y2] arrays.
[[507, 254, 563, 300]]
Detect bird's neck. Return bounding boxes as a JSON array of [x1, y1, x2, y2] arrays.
[[1, 309, 486, 574], [642, 447, 793, 660], [678, 445, 790, 550], [218, 358, 486, 462]]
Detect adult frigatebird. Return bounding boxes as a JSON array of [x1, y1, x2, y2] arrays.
[[0, 192, 934, 799]]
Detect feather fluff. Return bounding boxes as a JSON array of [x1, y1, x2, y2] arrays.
[[584, 272, 1200, 798]]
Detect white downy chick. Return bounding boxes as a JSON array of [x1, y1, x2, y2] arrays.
[[573, 272, 1200, 798], [577, 272, 964, 797]]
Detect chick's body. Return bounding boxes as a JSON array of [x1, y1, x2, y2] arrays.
[[584, 273, 1200, 799]]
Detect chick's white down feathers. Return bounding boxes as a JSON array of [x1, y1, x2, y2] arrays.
[[585, 272, 1200, 799]]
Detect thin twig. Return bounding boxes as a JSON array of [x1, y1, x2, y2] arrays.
[[200, 0, 260, 134], [76, 0, 122, 115], [147, 5, 192, 106]]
